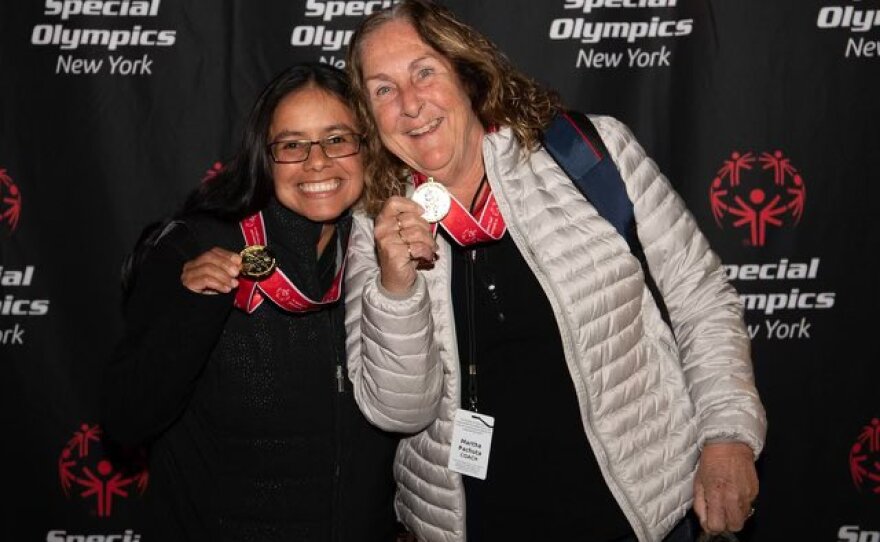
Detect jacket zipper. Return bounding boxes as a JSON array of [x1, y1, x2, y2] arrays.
[[328, 309, 345, 542]]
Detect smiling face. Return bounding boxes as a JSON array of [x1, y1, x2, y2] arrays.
[[359, 19, 485, 191], [268, 86, 364, 223]]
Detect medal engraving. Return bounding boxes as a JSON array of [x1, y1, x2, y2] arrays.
[[239, 245, 276, 280], [412, 178, 451, 223]]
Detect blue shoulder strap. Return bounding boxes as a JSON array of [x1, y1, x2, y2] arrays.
[[542, 112, 638, 248], [542, 111, 673, 331]]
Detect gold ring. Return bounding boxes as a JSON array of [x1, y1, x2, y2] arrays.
[[397, 215, 413, 259], [396, 217, 408, 245]]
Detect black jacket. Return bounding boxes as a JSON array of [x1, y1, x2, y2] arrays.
[[102, 200, 398, 541]]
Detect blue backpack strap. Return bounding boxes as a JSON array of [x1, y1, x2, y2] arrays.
[[542, 111, 673, 332]]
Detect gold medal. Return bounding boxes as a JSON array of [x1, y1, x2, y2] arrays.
[[239, 244, 276, 280], [412, 177, 451, 223]]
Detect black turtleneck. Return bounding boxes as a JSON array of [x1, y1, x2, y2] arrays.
[[103, 200, 398, 542]]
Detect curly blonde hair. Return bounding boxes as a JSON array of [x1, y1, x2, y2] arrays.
[[347, 0, 562, 216]]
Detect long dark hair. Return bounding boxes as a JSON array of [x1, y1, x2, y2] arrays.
[[121, 63, 354, 296]]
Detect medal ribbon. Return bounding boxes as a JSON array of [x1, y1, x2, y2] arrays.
[[412, 172, 506, 247], [233, 212, 346, 314]]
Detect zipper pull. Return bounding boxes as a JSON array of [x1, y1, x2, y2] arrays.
[[336, 365, 345, 393]]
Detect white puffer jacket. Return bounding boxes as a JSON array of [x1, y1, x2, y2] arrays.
[[344, 116, 767, 542]]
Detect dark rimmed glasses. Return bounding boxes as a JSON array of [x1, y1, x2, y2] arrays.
[[267, 133, 364, 164]]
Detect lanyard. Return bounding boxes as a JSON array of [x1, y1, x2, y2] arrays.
[[462, 174, 489, 412]]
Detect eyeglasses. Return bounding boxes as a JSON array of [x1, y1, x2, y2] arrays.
[[267, 133, 364, 164]]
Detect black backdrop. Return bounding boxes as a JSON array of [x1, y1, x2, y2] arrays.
[[1, 1, 878, 540]]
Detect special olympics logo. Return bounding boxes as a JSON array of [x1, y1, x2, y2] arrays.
[[0, 168, 22, 232], [276, 287, 291, 301], [58, 423, 148, 517], [849, 418, 880, 495], [709, 151, 806, 247]]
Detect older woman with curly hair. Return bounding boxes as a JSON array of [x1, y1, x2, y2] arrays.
[[342, 1, 766, 541]]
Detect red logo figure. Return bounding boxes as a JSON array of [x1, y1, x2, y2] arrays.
[[709, 151, 806, 247], [202, 161, 225, 183], [0, 168, 22, 232], [57, 423, 149, 517], [850, 418, 880, 495]]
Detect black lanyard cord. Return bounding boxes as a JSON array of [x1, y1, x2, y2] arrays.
[[465, 173, 488, 412], [466, 249, 478, 412]]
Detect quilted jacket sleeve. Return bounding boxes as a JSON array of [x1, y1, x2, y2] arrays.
[[344, 212, 443, 433], [594, 116, 767, 457]]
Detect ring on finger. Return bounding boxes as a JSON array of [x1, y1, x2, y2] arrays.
[[396, 216, 407, 243], [396, 215, 413, 259]]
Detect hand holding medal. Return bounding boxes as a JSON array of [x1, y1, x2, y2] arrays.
[[181, 247, 242, 294], [374, 195, 439, 295]]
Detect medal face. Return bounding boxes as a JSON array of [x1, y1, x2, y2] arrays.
[[239, 244, 276, 280], [412, 180, 451, 223]]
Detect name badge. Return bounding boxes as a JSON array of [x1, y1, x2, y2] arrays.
[[447, 409, 494, 480]]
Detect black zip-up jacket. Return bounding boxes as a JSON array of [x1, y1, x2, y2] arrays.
[[102, 199, 398, 541]]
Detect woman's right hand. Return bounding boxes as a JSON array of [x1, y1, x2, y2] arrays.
[[375, 196, 438, 295], [181, 247, 242, 294]]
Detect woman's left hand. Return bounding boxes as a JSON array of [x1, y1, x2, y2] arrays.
[[693, 441, 758, 535]]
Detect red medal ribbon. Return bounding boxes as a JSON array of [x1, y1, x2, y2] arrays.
[[412, 172, 506, 247], [233, 212, 345, 314]]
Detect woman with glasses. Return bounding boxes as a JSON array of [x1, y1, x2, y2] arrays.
[[102, 63, 399, 542]]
